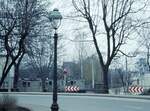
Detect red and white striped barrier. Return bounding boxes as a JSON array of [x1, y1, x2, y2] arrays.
[[65, 86, 80, 92], [128, 86, 144, 93]]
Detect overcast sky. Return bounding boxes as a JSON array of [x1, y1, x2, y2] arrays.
[[49, 0, 150, 62]]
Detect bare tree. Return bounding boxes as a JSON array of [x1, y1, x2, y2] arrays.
[[26, 29, 54, 91], [110, 58, 135, 93], [25, 21, 65, 91], [0, 0, 46, 88], [138, 24, 150, 71], [0, 0, 22, 88], [72, 0, 147, 93]]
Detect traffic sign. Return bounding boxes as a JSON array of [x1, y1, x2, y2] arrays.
[[63, 68, 68, 75], [65, 86, 80, 92], [128, 86, 144, 93]]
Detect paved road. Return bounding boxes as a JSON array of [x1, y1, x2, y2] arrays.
[[1, 93, 150, 111]]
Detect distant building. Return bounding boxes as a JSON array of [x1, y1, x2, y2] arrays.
[[18, 78, 42, 92], [131, 73, 150, 90], [62, 55, 104, 91], [1, 77, 14, 91], [44, 79, 53, 92], [82, 55, 103, 90], [139, 73, 150, 88], [44, 78, 85, 92], [62, 62, 80, 79]]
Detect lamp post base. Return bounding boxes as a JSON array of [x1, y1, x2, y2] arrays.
[[51, 103, 59, 111]]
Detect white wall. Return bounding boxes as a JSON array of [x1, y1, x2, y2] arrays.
[[140, 74, 150, 89]]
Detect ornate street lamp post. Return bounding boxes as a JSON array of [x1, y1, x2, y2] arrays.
[[48, 8, 62, 111]]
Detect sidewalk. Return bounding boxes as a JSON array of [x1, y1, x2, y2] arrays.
[[20, 103, 67, 111], [20, 104, 50, 111]]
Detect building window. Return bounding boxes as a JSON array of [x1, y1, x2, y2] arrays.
[[70, 81, 74, 85], [28, 82, 30, 87], [49, 81, 52, 85], [3, 82, 5, 88], [39, 82, 41, 86], [22, 81, 26, 87]]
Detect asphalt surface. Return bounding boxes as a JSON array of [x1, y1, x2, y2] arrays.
[[1, 93, 148, 111]]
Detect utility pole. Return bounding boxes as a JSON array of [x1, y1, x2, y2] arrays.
[[80, 54, 84, 79], [91, 55, 95, 89], [125, 56, 128, 93]]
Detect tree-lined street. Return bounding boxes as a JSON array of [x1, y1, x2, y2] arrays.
[[1, 0, 150, 111]]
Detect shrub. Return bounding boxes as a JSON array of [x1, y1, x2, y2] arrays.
[[0, 95, 31, 111]]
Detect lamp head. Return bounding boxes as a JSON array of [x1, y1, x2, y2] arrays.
[[48, 8, 62, 30]]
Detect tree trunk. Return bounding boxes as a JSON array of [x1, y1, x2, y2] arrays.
[[13, 53, 25, 91], [147, 47, 150, 71], [103, 67, 109, 94], [13, 63, 19, 91]]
